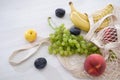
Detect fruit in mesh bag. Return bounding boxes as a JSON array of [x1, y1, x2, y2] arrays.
[[102, 27, 118, 43]]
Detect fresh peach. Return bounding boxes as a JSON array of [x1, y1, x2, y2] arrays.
[[84, 54, 106, 76]]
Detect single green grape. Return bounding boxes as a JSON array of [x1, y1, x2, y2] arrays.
[[71, 35, 77, 39], [56, 41, 61, 46], [68, 39, 72, 44], [80, 48, 84, 54], [61, 42, 65, 46], [64, 51, 68, 56], [53, 50, 57, 54], [48, 46, 53, 54], [72, 39, 77, 44], [81, 44, 87, 49], [60, 51, 64, 56], [59, 46, 63, 50], [76, 44, 80, 48], [67, 46, 70, 51], [77, 48, 81, 52], [87, 42, 94, 47], [91, 46, 98, 51], [79, 35, 84, 40], [80, 40, 86, 44], [68, 52, 72, 56], [63, 38, 67, 42], [63, 29, 68, 34], [84, 49, 88, 55]]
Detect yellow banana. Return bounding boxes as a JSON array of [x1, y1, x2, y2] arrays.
[[70, 12, 90, 32], [69, 2, 114, 32], [69, 2, 88, 21]]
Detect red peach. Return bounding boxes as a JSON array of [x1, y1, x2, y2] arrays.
[[84, 54, 106, 76]]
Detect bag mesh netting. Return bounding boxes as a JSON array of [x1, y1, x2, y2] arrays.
[[57, 6, 120, 80]]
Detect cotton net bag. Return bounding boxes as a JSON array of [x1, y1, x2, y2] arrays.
[[57, 6, 120, 80]]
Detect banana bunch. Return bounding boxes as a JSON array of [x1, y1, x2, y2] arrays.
[[69, 2, 114, 32]]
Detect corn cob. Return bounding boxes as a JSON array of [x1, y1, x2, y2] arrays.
[[97, 18, 110, 31], [93, 4, 113, 22]]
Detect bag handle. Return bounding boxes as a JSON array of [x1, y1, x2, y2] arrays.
[[85, 13, 116, 41], [9, 37, 49, 65]]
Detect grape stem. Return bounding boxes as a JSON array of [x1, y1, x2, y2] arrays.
[[48, 17, 56, 30]]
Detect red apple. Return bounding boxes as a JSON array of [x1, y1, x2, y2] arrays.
[[84, 54, 106, 76]]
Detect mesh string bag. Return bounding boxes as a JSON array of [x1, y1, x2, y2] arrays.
[[57, 6, 120, 80]]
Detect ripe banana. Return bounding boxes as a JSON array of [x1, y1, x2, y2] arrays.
[[69, 2, 114, 32], [71, 12, 90, 31], [69, 2, 88, 21]]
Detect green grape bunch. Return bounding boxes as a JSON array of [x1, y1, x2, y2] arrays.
[[48, 17, 100, 56]]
